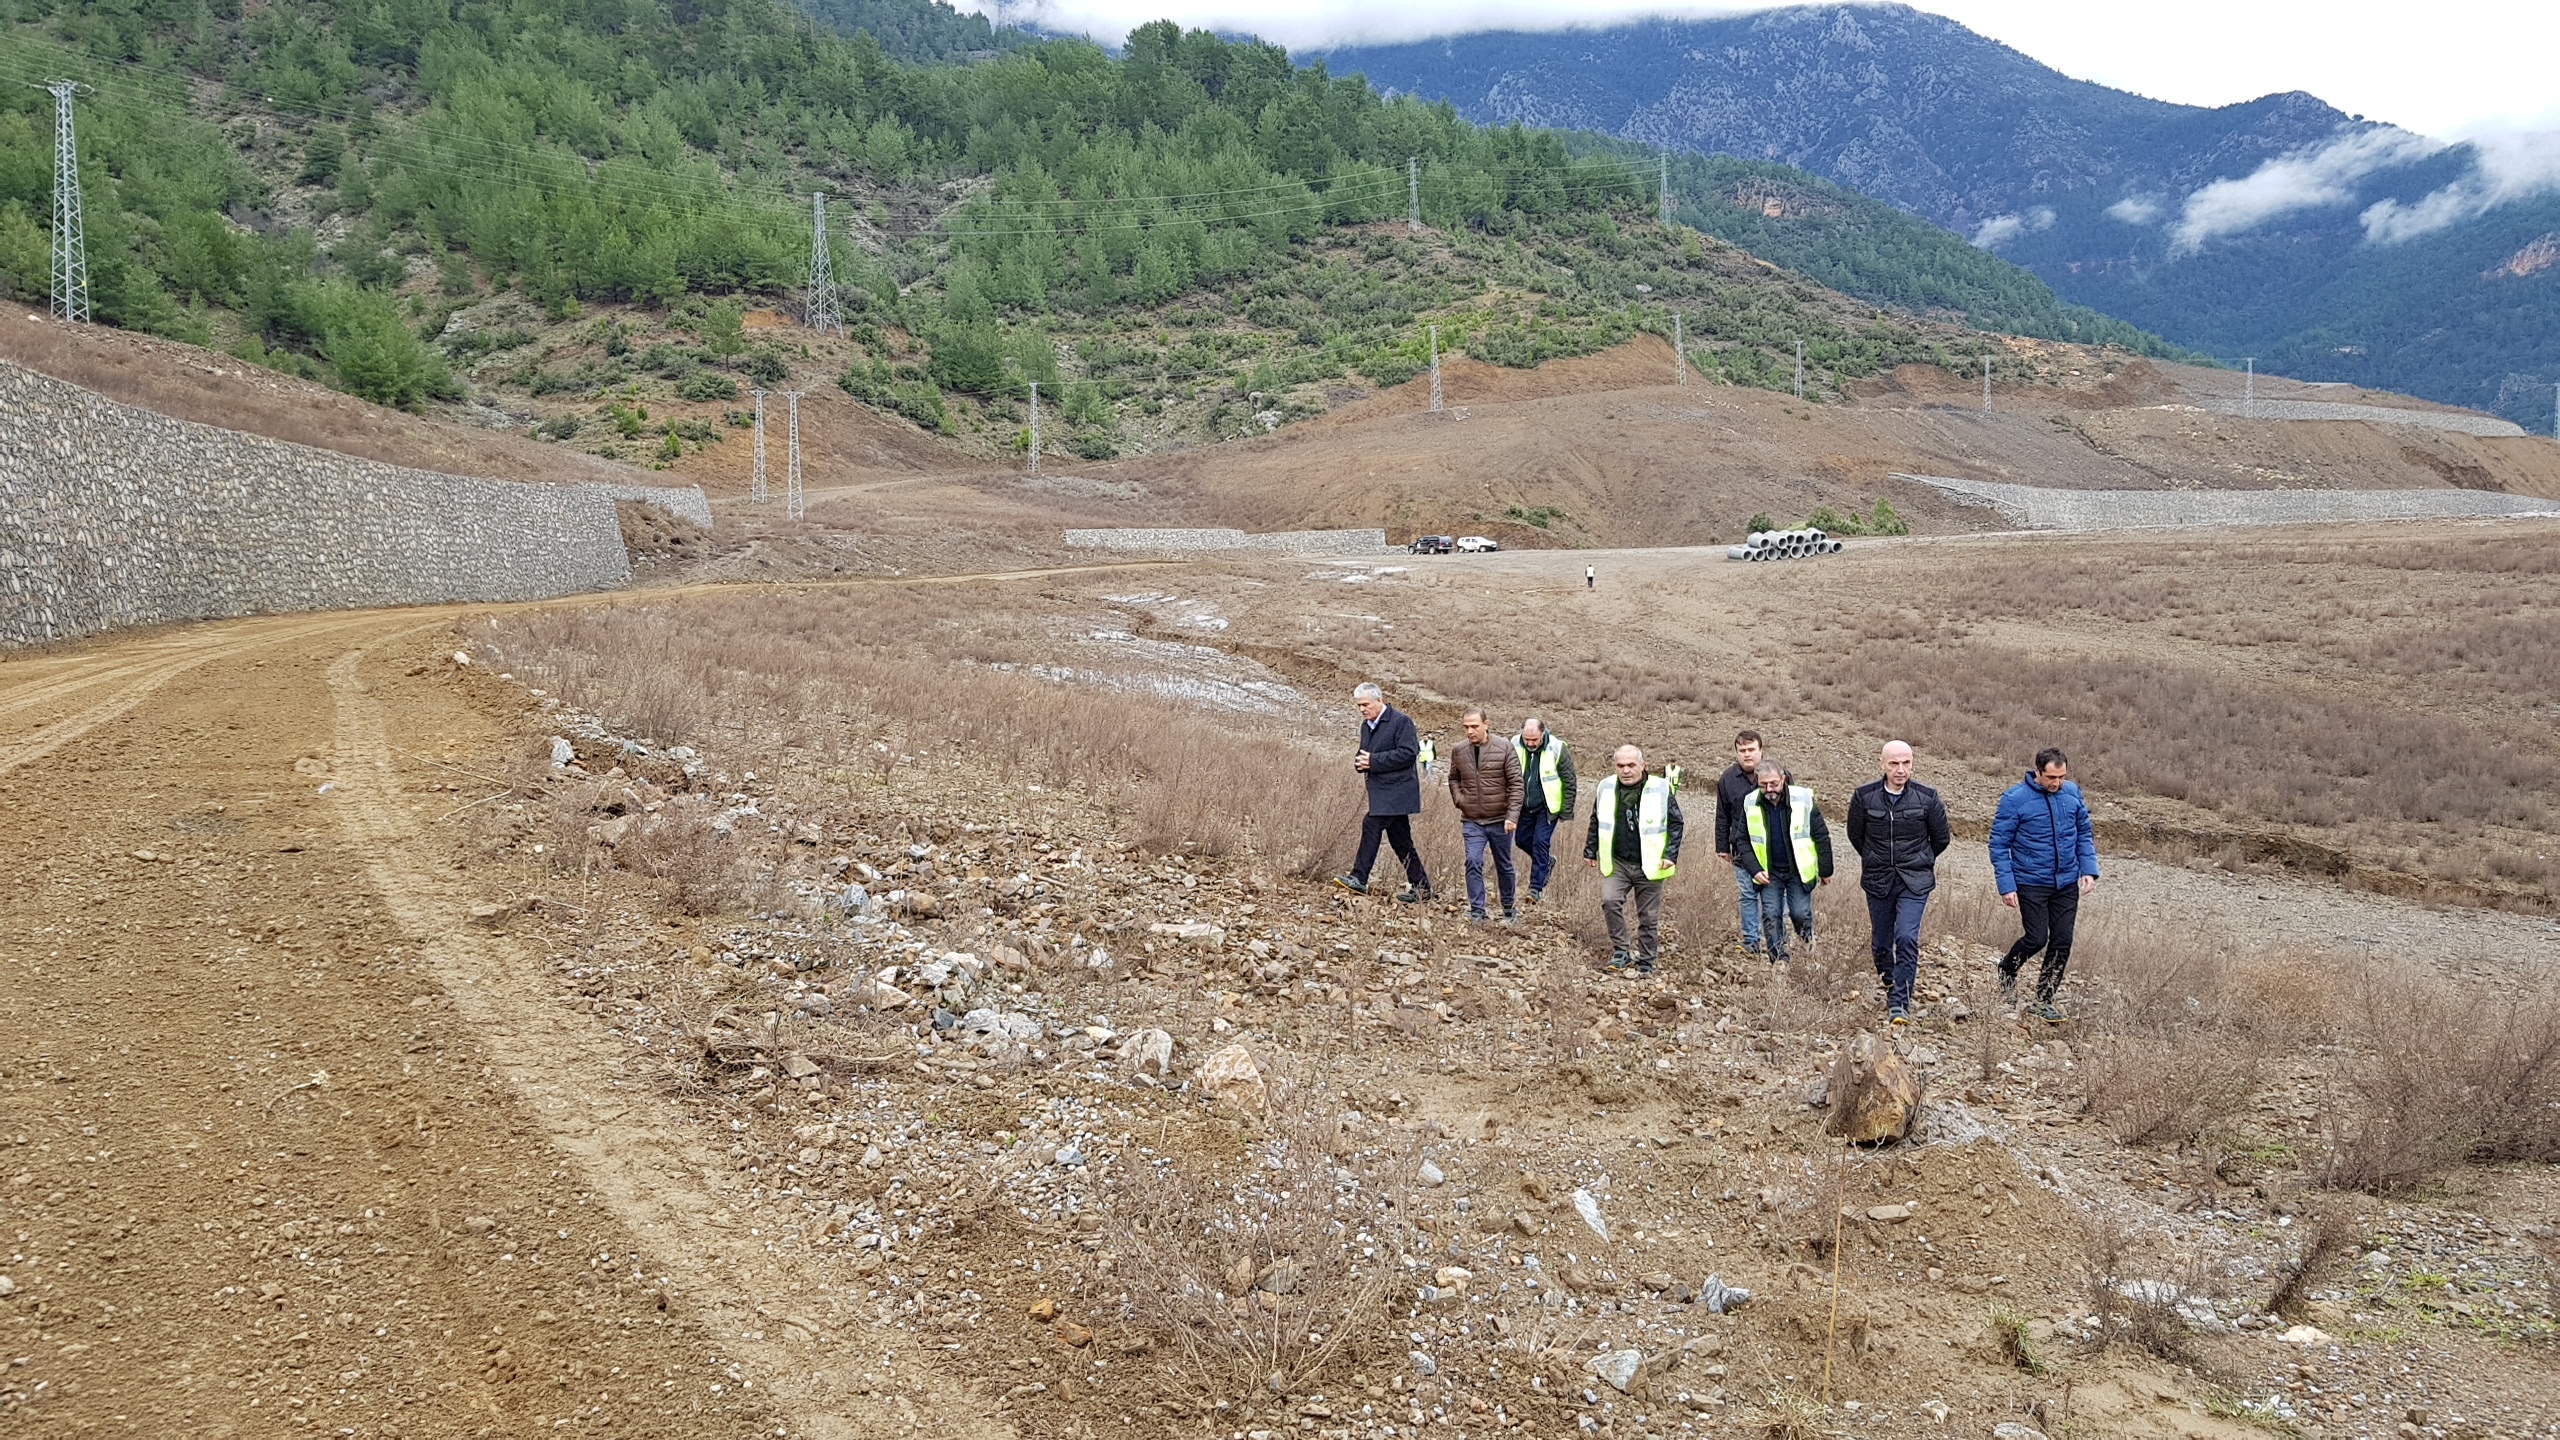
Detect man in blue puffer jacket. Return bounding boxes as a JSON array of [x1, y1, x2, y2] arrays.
[[1989, 747, 2099, 1021]]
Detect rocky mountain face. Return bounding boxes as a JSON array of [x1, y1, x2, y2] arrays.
[[1317, 5, 2355, 240], [1317, 4, 2560, 426]]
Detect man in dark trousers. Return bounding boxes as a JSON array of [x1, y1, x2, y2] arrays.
[[1333, 682, 1432, 903], [1510, 716, 1577, 904], [1446, 708, 1524, 925], [1583, 744, 1684, 975], [1742, 760, 1833, 964], [1846, 740, 1951, 1025], [1990, 747, 2099, 1022], [1712, 729, 1767, 958]]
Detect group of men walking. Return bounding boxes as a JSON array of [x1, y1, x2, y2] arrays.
[[1336, 686, 2100, 1022]]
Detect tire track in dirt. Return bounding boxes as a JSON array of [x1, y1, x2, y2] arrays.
[[323, 635, 1013, 1440]]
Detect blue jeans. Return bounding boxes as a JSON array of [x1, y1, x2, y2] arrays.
[[1461, 819, 1518, 915], [1866, 885, 1929, 1013], [1756, 877, 1814, 959], [1732, 863, 1765, 948], [1512, 811, 1559, 892]]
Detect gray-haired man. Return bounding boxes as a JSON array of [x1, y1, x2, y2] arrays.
[[1333, 683, 1433, 903]]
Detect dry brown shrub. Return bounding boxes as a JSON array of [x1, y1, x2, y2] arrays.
[[2318, 967, 2560, 1194], [2077, 1213, 2211, 1363], [613, 801, 750, 915], [2079, 1026, 2260, 1147], [1102, 1096, 1406, 1398], [2262, 1205, 2357, 1322]]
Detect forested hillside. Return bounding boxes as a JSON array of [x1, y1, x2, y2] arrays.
[[0, 0, 2158, 466]]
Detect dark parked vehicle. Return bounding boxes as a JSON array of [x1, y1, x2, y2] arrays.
[[1410, 534, 1455, 554]]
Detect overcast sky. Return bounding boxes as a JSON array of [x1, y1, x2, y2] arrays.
[[994, 0, 2556, 138]]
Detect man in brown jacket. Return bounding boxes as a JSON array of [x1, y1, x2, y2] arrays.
[[1448, 708, 1525, 925]]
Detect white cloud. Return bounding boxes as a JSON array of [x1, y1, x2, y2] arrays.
[[2166, 127, 2443, 255], [2360, 128, 2560, 243], [1969, 205, 2054, 248], [2106, 195, 2162, 224]]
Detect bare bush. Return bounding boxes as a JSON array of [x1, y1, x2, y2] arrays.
[[2077, 1213, 2208, 1363], [2080, 1026, 2261, 1147], [2263, 1206, 2356, 1322], [2320, 968, 2560, 1194], [1103, 1099, 1405, 1397]]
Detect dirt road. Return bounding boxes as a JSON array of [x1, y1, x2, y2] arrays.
[[0, 602, 1038, 1437]]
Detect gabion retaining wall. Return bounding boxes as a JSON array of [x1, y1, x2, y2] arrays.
[[1895, 473, 2560, 531], [2198, 399, 2528, 437], [0, 358, 688, 648]]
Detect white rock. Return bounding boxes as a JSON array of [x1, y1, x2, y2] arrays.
[[1992, 1425, 2048, 1440], [2277, 1324, 2331, 1345], [1418, 1160, 1446, 1188], [451, 651, 472, 667], [548, 736, 575, 767], [1587, 1349, 1640, 1392], [1409, 1351, 1437, 1378], [1196, 1045, 1267, 1113], [860, 1145, 884, 1170], [1433, 1266, 1471, 1293], [1572, 1188, 1609, 1242], [0, 1275, 15, 1296], [1148, 921, 1226, 949], [1124, 1028, 1175, 1077]]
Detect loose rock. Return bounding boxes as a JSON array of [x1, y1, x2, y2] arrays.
[[1196, 1044, 1268, 1113]]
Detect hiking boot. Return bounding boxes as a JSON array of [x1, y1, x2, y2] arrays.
[[1889, 1007, 1911, 1026], [1332, 873, 1369, 895], [1997, 966, 2020, 1002], [2033, 1001, 2064, 1024], [1799, 932, 1817, 957], [1467, 911, 1489, 926], [1396, 884, 1432, 904], [1526, 888, 1544, 906], [1607, 951, 1633, 971], [1501, 907, 1519, 926], [1635, 957, 1658, 977]]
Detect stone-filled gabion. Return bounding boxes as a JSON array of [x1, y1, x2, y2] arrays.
[[0, 359, 694, 648]]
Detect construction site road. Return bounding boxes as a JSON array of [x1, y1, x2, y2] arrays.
[[0, 577, 1153, 1437]]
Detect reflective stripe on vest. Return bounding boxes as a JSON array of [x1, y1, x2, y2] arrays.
[[1418, 738, 1437, 768], [1746, 785, 1819, 882], [1512, 735, 1566, 815], [1596, 774, 1674, 881]]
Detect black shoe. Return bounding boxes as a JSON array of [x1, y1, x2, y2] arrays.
[[1502, 907, 1519, 926], [1997, 964, 2020, 1002], [1397, 884, 1432, 904], [1635, 956, 1658, 977], [1333, 873, 1369, 895], [1468, 911, 1489, 926]]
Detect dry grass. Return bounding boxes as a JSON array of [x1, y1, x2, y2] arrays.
[[2319, 969, 2560, 1194], [2080, 1026, 2261, 1147], [1102, 1092, 1407, 1398]]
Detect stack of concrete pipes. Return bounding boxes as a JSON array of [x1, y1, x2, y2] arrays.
[[1725, 527, 1845, 562]]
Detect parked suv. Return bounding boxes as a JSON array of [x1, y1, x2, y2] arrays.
[[1410, 534, 1455, 554], [1455, 535, 1501, 553]]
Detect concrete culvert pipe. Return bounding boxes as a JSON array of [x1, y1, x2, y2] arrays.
[[1726, 546, 1751, 561], [1827, 540, 1844, 553]]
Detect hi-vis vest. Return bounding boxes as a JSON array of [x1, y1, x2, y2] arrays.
[[1512, 735, 1567, 814], [1595, 774, 1675, 881], [1746, 785, 1820, 882], [1418, 737, 1437, 772]]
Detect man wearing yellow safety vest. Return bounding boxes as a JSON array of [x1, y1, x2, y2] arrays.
[[1742, 761, 1834, 965], [1510, 717, 1578, 904], [1582, 744, 1685, 975]]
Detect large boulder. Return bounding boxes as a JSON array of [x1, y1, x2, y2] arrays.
[[1825, 1031, 1921, 1144]]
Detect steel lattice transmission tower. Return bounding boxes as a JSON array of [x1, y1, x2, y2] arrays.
[[1673, 313, 1687, 386], [749, 389, 769, 502], [784, 392, 805, 519], [1658, 153, 1671, 227], [42, 81, 89, 323], [1428, 324, 1443, 413], [805, 193, 842, 334], [1408, 157, 1422, 233]]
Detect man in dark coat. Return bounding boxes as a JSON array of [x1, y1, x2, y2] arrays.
[[1334, 682, 1432, 903], [1712, 729, 1767, 956], [1846, 739, 1951, 1025]]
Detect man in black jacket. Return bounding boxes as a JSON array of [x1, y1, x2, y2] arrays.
[[1846, 740, 1951, 1024], [1711, 729, 1767, 957], [1333, 682, 1432, 903]]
